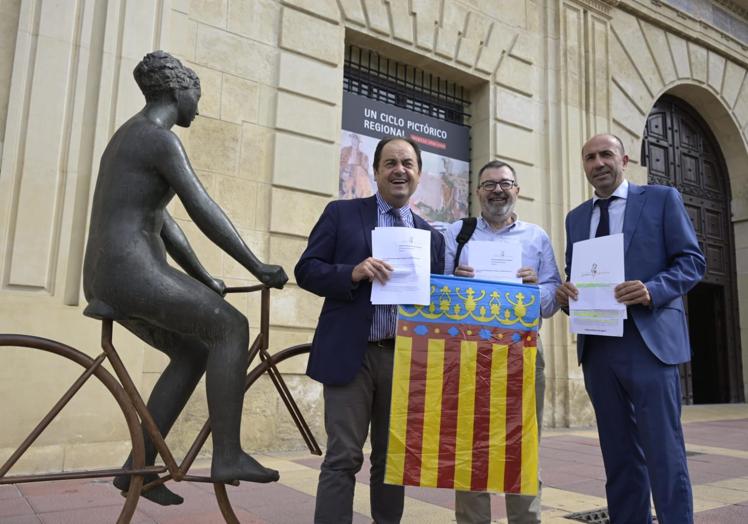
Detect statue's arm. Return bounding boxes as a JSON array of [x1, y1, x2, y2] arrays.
[[156, 132, 287, 289], [161, 210, 224, 295]]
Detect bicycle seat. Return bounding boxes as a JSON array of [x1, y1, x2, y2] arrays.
[[83, 299, 126, 320]]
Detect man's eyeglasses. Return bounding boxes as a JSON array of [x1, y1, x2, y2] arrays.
[[479, 180, 517, 192]]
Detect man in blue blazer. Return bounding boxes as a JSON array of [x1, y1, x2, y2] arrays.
[[556, 134, 705, 524], [296, 137, 445, 524]]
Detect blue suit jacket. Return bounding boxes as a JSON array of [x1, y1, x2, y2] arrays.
[[564, 182, 705, 365], [295, 196, 445, 385]]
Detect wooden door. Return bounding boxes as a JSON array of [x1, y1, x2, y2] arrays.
[[643, 95, 744, 403]]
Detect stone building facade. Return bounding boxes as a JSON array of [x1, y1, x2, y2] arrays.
[[1, 0, 746, 473]]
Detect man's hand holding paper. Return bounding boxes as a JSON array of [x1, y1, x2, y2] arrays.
[[614, 279, 651, 306], [567, 233, 626, 337], [352, 256, 393, 284], [556, 278, 650, 308]]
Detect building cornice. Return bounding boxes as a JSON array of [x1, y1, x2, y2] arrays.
[[616, 0, 748, 67], [714, 1, 748, 22], [568, 0, 621, 17]]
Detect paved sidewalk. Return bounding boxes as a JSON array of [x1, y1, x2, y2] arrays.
[[1, 404, 747, 523]]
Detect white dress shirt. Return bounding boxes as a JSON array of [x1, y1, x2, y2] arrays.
[[443, 215, 562, 319]]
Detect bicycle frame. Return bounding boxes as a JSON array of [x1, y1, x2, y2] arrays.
[[106, 285, 321, 493], [0, 284, 320, 523]]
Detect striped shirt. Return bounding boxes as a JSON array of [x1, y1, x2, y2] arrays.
[[369, 192, 415, 341]]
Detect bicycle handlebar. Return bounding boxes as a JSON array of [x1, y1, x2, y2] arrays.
[[224, 284, 267, 294]]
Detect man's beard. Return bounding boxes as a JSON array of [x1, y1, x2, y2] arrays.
[[485, 198, 514, 218]]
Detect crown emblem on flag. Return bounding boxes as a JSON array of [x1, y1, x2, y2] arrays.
[[399, 284, 538, 328]]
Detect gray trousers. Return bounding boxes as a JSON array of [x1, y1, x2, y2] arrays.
[[314, 343, 403, 524], [455, 348, 545, 524]]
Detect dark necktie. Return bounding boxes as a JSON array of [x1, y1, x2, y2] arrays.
[[595, 197, 616, 238], [388, 208, 406, 227]]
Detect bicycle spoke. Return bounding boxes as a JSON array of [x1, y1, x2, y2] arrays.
[[180, 417, 212, 474], [0, 333, 147, 523], [0, 352, 106, 477], [177, 330, 263, 476], [260, 349, 322, 455]]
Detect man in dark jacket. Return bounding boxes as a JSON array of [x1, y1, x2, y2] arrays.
[[296, 137, 445, 523]]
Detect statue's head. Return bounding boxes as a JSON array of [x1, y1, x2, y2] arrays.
[[133, 50, 200, 100], [134, 51, 201, 126]]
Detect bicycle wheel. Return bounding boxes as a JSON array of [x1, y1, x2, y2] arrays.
[[213, 343, 313, 523], [0, 334, 146, 524]]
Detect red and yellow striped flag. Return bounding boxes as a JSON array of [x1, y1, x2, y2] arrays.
[[385, 275, 540, 494]]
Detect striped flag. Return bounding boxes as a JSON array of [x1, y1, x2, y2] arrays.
[[385, 274, 541, 494]]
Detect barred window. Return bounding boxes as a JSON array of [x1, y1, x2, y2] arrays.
[[343, 45, 471, 127]]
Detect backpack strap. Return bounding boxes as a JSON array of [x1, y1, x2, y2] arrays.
[[453, 217, 477, 274]]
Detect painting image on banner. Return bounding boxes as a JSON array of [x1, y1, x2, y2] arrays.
[[339, 92, 469, 230], [385, 275, 540, 495]]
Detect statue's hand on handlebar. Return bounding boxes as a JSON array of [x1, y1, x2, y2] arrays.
[[207, 277, 227, 296], [256, 264, 288, 289]]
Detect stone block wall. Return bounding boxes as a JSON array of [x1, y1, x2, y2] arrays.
[[1, 0, 748, 473]]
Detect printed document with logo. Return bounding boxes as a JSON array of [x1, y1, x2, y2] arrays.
[[467, 240, 522, 283], [569, 233, 626, 337], [569, 310, 624, 337], [371, 227, 431, 305]]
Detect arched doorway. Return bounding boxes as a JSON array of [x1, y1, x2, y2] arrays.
[[642, 94, 743, 404]]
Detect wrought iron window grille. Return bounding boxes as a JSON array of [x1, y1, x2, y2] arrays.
[[343, 45, 471, 127]]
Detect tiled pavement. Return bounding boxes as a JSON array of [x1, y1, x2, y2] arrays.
[[1, 404, 747, 523]]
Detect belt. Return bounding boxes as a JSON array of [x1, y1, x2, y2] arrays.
[[369, 338, 395, 349]]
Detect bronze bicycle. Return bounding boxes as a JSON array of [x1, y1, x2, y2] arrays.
[[0, 285, 319, 523]]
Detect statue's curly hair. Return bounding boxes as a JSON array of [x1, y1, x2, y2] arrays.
[[133, 50, 200, 100]]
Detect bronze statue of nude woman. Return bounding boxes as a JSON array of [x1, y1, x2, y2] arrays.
[[82, 50, 287, 505]]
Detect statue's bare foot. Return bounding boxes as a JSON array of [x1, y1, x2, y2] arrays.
[[211, 453, 279, 483], [113, 473, 184, 506]]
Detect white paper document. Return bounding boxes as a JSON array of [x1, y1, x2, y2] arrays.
[[570, 234, 626, 312], [371, 227, 431, 305], [467, 240, 522, 283], [569, 309, 625, 337], [569, 233, 626, 337]]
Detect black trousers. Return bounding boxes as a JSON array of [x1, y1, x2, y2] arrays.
[[314, 342, 403, 524]]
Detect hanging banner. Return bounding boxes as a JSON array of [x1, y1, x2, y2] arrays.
[[385, 275, 540, 495], [339, 92, 470, 230]]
